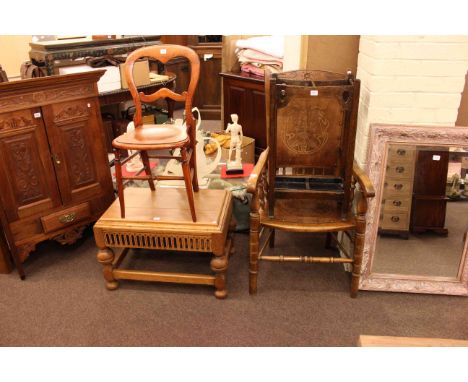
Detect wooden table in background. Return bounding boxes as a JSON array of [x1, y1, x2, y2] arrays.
[[29, 36, 161, 75], [93, 188, 234, 299]]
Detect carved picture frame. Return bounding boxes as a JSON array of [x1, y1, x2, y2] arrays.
[[360, 124, 468, 295]]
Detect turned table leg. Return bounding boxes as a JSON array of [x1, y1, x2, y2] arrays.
[[96, 246, 119, 290], [210, 237, 232, 299]]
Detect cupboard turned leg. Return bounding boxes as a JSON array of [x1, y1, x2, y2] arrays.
[[140, 150, 155, 191], [10, 246, 26, 280], [96, 246, 119, 290], [114, 149, 125, 218]]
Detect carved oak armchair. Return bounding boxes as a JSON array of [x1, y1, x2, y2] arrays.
[[247, 70, 375, 298]]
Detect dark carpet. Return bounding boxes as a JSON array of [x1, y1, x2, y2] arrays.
[[1, 227, 467, 346]]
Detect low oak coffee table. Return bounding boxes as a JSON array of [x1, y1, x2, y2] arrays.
[[94, 188, 233, 299]]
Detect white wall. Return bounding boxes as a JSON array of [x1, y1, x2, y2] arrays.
[[355, 35, 468, 166]]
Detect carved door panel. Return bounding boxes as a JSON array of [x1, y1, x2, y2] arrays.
[[0, 107, 61, 221], [41, 98, 110, 206]]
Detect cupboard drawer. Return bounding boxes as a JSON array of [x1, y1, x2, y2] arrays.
[[380, 211, 410, 230], [385, 162, 414, 179], [382, 197, 411, 213], [388, 145, 415, 163], [41, 202, 91, 233], [383, 178, 413, 197]]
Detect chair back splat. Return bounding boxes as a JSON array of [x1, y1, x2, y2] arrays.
[[266, 70, 360, 219]]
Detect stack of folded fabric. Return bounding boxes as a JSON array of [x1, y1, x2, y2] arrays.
[[235, 35, 284, 77]]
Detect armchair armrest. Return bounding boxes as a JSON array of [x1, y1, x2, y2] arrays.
[[247, 148, 269, 194], [352, 160, 375, 198]]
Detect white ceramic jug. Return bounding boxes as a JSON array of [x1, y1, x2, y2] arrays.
[[163, 107, 221, 185]]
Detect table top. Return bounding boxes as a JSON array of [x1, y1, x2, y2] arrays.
[[95, 188, 232, 233]]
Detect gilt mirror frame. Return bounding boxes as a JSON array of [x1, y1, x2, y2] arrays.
[[360, 124, 468, 295]]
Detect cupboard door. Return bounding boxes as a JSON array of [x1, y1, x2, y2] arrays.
[[223, 76, 266, 155], [250, 89, 267, 150], [192, 45, 222, 119], [42, 98, 112, 206], [0, 108, 61, 221]]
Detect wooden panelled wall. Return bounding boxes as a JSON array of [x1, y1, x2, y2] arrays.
[[305, 36, 360, 74]]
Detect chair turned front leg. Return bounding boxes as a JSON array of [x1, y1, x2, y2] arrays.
[[180, 148, 197, 222], [140, 150, 155, 190], [189, 146, 199, 192], [114, 148, 125, 218]]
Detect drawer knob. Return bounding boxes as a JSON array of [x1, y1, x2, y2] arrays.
[[59, 213, 76, 224], [393, 200, 402, 207], [391, 216, 400, 223], [397, 149, 406, 155], [394, 183, 403, 190], [396, 166, 405, 173]]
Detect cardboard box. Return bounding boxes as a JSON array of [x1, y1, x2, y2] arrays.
[[462, 156, 468, 169], [59, 64, 121, 92], [120, 59, 151, 89], [220, 136, 255, 164]]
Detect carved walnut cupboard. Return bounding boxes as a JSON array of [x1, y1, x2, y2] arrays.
[[0, 71, 114, 271]]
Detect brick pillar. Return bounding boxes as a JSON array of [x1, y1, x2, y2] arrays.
[[355, 36, 468, 166]]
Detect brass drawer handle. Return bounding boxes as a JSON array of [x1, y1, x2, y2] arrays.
[[396, 166, 405, 173], [59, 213, 76, 224], [391, 216, 400, 223], [397, 149, 406, 155], [393, 200, 402, 207], [394, 183, 403, 190]]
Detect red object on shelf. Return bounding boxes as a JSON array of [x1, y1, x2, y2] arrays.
[[220, 163, 254, 179]]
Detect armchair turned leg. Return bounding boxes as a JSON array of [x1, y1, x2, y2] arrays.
[[325, 232, 333, 249], [269, 229, 275, 248], [249, 213, 260, 295], [114, 148, 125, 218], [351, 227, 365, 298]]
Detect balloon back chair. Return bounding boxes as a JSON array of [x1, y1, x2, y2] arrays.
[[112, 45, 200, 221], [247, 69, 375, 297]]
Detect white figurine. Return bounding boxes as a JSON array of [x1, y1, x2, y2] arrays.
[[225, 114, 244, 173]]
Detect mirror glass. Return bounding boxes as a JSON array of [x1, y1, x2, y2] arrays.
[[372, 143, 468, 278]]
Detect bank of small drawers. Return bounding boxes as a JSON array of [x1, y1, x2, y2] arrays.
[[380, 145, 416, 234]]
